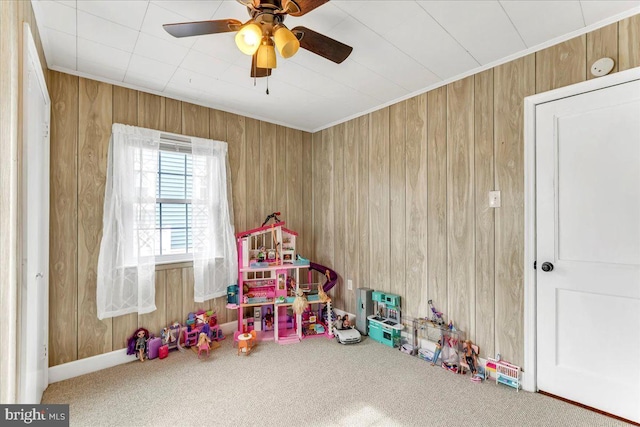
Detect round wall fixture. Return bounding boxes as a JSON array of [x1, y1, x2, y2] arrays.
[[590, 57, 615, 77]]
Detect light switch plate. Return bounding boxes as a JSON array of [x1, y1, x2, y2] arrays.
[[347, 279, 353, 290], [489, 191, 501, 208]]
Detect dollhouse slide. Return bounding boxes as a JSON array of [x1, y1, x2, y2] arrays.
[[309, 262, 338, 292]]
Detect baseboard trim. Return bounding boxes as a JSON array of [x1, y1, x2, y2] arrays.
[[48, 321, 237, 384]]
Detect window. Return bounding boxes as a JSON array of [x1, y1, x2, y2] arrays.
[[155, 149, 192, 262]]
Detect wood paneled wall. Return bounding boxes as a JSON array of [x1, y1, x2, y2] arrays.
[[312, 15, 640, 369], [49, 72, 313, 366]]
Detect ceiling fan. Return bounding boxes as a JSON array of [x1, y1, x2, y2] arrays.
[[163, 0, 353, 78]]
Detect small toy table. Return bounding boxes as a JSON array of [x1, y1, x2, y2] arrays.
[[237, 333, 252, 353]]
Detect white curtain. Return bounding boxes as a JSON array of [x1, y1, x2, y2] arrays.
[[97, 124, 159, 320], [191, 137, 237, 302]]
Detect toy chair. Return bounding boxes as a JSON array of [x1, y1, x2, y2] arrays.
[[197, 333, 211, 358], [248, 330, 257, 351], [184, 329, 199, 347]]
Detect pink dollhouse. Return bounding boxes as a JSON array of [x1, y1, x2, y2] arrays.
[[231, 220, 335, 344]]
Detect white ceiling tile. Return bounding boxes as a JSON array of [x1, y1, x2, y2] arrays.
[[191, 32, 246, 64], [418, 1, 527, 65], [151, 1, 223, 21], [76, 0, 149, 31], [124, 72, 168, 92], [50, 0, 77, 7], [168, 67, 219, 95], [126, 54, 177, 83], [500, 0, 585, 47], [33, 1, 77, 36], [133, 33, 190, 66], [41, 27, 77, 70], [77, 10, 140, 52], [77, 37, 132, 70], [580, 1, 640, 25], [164, 82, 206, 101], [180, 50, 233, 78], [210, 1, 247, 20], [218, 65, 263, 91], [140, 3, 198, 48], [77, 58, 127, 82]]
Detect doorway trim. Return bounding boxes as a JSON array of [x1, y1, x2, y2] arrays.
[[523, 66, 640, 393]]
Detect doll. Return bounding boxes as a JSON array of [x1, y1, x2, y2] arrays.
[[127, 327, 150, 362], [342, 315, 351, 328], [431, 338, 442, 366], [264, 307, 274, 329], [197, 332, 211, 358]]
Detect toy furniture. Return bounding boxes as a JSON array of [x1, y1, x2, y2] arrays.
[[159, 345, 169, 359], [232, 220, 336, 344], [237, 333, 253, 356], [495, 360, 521, 391], [367, 292, 403, 347], [197, 333, 211, 358]]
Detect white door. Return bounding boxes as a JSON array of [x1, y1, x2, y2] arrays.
[[536, 78, 640, 423], [20, 25, 50, 404]]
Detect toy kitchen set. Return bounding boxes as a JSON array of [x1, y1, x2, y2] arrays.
[[367, 291, 403, 347]]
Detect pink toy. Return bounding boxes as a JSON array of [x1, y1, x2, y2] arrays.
[[197, 333, 211, 358]]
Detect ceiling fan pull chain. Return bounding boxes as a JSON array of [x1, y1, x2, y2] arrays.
[[266, 76, 270, 95]]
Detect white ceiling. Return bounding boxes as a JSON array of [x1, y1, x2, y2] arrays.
[[32, 0, 640, 132]]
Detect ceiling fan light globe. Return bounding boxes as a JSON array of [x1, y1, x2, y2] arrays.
[[274, 26, 300, 58], [256, 41, 277, 69], [235, 23, 262, 55]]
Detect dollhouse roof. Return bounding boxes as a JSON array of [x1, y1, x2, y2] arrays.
[[236, 222, 298, 239]]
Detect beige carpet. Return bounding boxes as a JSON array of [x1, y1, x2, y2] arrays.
[[42, 335, 631, 427]]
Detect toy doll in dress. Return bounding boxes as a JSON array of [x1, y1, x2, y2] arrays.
[[127, 327, 150, 362], [463, 340, 478, 375], [264, 307, 274, 329]]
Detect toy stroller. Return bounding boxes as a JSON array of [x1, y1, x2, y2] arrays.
[[428, 300, 445, 326]]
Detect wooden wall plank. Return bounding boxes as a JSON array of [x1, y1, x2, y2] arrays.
[[536, 35, 586, 93], [426, 87, 448, 317], [474, 69, 495, 357], [182, 266, 207, 319], [165, 268, 183, 324], [332, 124, 345, 304], [77, 78, 113, 359], [494, 54, 535, 367], [137, 92, 165, 131], [368, 108, 390, 292], [343, 119, 359, 313], [182, 102, 209, 138], [446, 76, 475, 338], [586, 23, 618, 80], [619, 14, 640, 71], [404, 94, 428, 318], [245, 118, 262, 229], [49, 71, 79, 366], [227, 114, 246, 233], [301, 132, 313, 260], [165, 98, 182, 134], [260, 122, 277, 222], [112, 86, 137, 126], [356, 115, 370, 293], [138, 270, 166, 337], [389, 102, 406, 304], [111, 86, 139, 349], [311, 130, 334, 286], [285, 128, 303, 248], [275, 126, 288, 224], [209, 109, 227, 141]]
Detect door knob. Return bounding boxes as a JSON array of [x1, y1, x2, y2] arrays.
[[36, 272, 43, 278], [541, 262, 554, 272]]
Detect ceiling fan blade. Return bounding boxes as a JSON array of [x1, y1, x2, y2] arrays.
[[283, 0, 329, 17], [251, 53, 272, 78], [291, 26, 352, 64], [163, 19, 242, 38]]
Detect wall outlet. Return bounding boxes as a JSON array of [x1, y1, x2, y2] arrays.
[[489, 191, 501, 208], [347, 279, 353, 290]]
